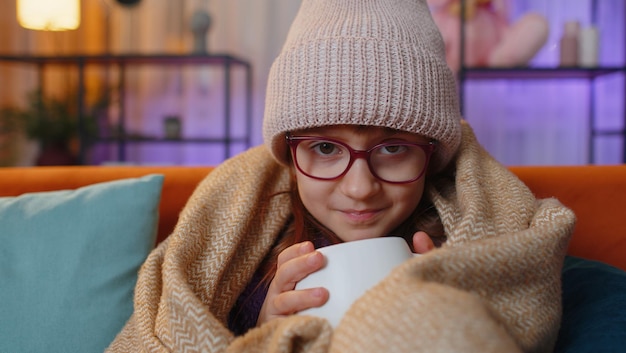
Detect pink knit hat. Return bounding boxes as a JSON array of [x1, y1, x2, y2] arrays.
[[263, 0, 461, 172]]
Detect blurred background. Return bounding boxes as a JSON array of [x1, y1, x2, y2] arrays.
[[0, 0, 623, 167]]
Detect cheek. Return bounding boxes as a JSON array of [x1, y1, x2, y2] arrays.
[[392, 181, 426, 216], [295, 172, 331, 212]]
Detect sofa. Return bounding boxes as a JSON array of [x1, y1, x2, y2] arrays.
[[1, 164, 625, 352]]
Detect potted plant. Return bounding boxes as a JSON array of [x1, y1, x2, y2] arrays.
[[2, 90, 99, 165], [0, 105, 23, 166]]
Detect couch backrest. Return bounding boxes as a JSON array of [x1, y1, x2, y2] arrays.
[[0, 166, 213, 246], [1, 164, 625, 271], [510, 165, 626, 272]]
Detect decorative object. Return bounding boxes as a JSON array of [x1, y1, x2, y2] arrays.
[[16, 0, 80, 31], [163, 115, 182, 139], [560, 21, 580, 67], [427, 0, 549, 72], [190, 8, 213, 54], [578, 26, 600, 67]]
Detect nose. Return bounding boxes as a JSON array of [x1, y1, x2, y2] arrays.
[[339, 158, 380, 200]]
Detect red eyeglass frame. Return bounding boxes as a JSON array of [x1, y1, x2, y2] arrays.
[[285, 134, 436, 184]]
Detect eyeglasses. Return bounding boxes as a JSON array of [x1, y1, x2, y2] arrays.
[[286, 134, 436, 184]]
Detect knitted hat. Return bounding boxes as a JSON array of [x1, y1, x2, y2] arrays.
[[263, 0, 462, 172]]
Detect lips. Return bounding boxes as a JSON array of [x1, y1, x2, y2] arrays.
[[341, 209, 381, 223]]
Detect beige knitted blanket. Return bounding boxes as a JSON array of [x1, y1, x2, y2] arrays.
[[107, 122, 575, 353]]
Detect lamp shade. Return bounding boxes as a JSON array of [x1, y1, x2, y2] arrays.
[[17, 0, 80, 31]]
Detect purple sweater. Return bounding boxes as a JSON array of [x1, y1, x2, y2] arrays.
[[228, 236, 332, 335]]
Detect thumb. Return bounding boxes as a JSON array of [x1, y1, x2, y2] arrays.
[[412, 231, 435, 254]]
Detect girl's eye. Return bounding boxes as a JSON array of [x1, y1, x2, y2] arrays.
[[312, 142, 339, 155], [380, 144, 407, 154]]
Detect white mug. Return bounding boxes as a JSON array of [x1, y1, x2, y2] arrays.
[[295, 236, 417, 327]]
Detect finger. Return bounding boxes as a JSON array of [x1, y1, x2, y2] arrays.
[[273, 250, 325, 293], [412, 231, 435, 254], [271, 287, 329, 315], [277, 241, 315, 267]]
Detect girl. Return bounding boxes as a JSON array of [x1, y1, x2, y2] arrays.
[[108, 0, 574, 352]]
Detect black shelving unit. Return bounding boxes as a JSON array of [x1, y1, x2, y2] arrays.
[[457, 1, 626, 164], [0, 53, 253, 164]]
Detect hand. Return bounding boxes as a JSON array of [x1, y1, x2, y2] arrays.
[[257, 241, 329, 325], [412, 231, 435, 254]]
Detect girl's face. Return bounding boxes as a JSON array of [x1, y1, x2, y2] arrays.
[[290, 125, 431, 242]]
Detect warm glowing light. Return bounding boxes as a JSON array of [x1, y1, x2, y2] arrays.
[[17, 0, 80, 31]]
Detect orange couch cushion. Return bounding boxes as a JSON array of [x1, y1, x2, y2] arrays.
[[511, 165, 626, 271], [0, 166, 212, 245]]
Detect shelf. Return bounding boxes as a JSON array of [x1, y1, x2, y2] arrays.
[[0, 53, 251, 67], [96, 137, 250, 143], [460, 67, 626, 80], [592, 129, 626, 137], [0, 53, 253, 164]]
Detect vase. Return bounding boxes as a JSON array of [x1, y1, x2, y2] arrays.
[[36, 142, 78, 166], [190, 8, 213, 54]]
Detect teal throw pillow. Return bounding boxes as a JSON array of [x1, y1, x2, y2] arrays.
[[0, 174, 164, 353], [555, 256, 626, 353]]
